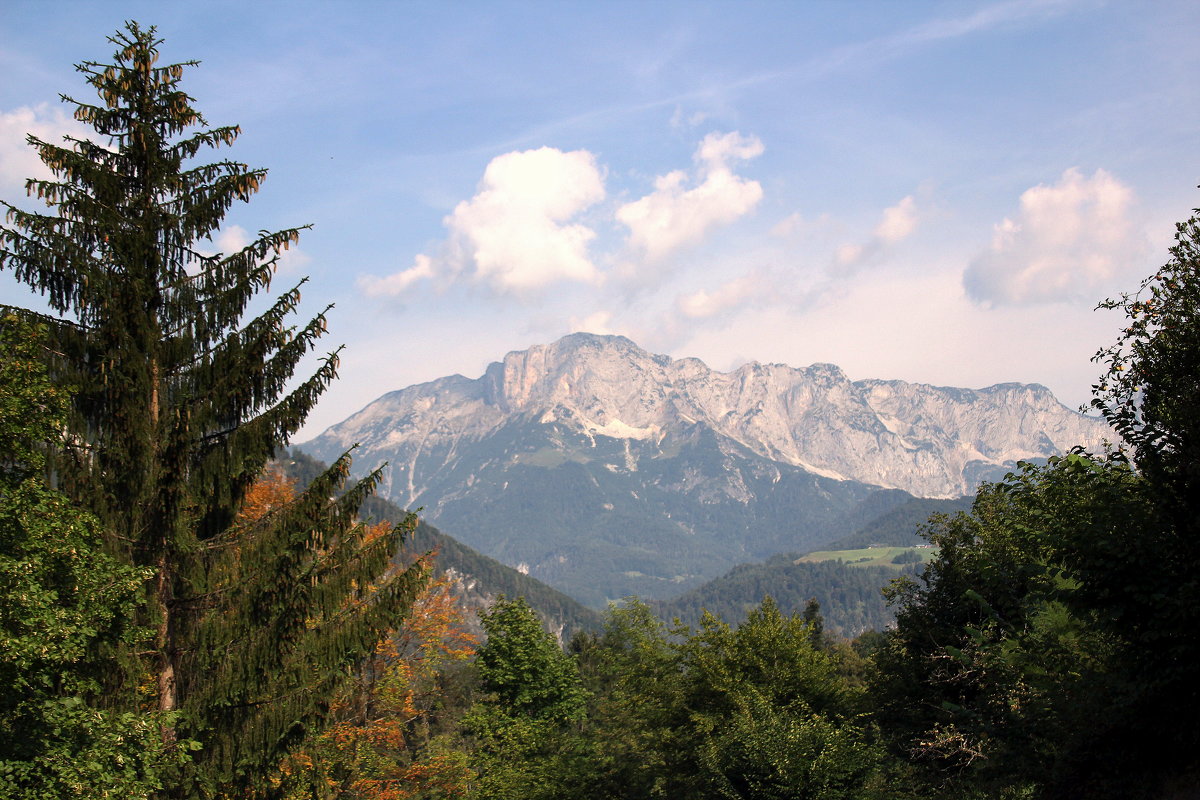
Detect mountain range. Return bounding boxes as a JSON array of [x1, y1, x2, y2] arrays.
[[299, 333, 1111, 607]]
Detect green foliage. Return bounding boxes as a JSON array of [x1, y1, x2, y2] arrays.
[[473, 597, 586, 724], [1068, 199, 1200, 794], [462, 597, 589, 799], [569, 599, 680, 798], [0, 320, 184, 799], [0, 317, 66, 484], [0, 24, 423, 798], [565, 598, 885, 800], [1092, 204, 1200, 509], [1087, 199, 1200, 683], [874, 453, 1164, 798], [697, 692, 881, 800]]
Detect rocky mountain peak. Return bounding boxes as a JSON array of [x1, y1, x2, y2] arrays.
[[306, 332, 1111, 500], [299, 333, 1114, 605]]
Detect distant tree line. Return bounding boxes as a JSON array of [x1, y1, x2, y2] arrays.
[[656, 557, 913, 637]]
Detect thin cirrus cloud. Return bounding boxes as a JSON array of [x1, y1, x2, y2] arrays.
[[963, 168, 1147, 307], [617, 131, 764, 263], [360, 146, 606, 297]]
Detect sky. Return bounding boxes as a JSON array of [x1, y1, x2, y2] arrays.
[[2, 0, 1198, 441]]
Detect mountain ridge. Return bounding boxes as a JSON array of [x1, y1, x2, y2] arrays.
[[307, 332, 1109, 500], [297, 333, 1108, 606]]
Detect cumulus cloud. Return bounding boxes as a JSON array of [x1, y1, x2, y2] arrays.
[[570, 310, 617, 335], [875, 195, 918, 243], [964, 168, 1145, 306], [677, 271, 766, 319], [834, 195, 920, 271], [1, 104, 90, 197], [617, 131, 764, 262], [362, 147, 606, 297]]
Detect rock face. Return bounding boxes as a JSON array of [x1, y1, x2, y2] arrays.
[[299, 333, 1110, 606], [307, 332, 1108, 499]]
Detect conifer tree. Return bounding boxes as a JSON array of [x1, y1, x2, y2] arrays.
[[0, 22, 424, 799]]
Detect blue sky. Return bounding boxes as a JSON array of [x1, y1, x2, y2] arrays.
[[2, 1, 1197, 440]]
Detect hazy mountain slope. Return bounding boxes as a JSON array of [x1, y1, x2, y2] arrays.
[[303, 412, 918, 605], [822, 496, 975, 550], [275, 450, 600, 640]]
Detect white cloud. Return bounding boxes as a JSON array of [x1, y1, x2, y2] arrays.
[[695, 130, 764, 165], [0, 104, 90, 198], [358, 254, 434, 296], [570, 310, 617, 335], [875, 195, 918, 243], [362, 147, 606, 297], [833, 194, 920, 271], [212, 225, 251, 254], [964, 168, 1146, 306], [617, 131, 764, 262], [677, 271, 765, 319]]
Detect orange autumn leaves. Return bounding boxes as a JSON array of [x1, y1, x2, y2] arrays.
[[303, 574, 476, 799], [244, 469, 477, 798]]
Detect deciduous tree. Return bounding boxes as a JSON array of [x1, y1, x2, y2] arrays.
[[0, 317, 181, 799], [463, 597, 587, 800]]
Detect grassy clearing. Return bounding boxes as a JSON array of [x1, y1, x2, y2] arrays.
[[796, 545, 937, 570]]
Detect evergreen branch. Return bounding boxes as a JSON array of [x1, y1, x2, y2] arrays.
[[197, 344, 341, 449], [0, 304, 89, 334], [191, 301, 331, 426]]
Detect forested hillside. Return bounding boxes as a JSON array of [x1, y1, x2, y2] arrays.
[[656, 496, 971, 635], [656, 556, 912, 636], [822, 496, 974, 549], [277, 448, 602, 640]]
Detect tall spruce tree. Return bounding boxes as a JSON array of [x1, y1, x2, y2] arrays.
[[0, 23, 424, 799]]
